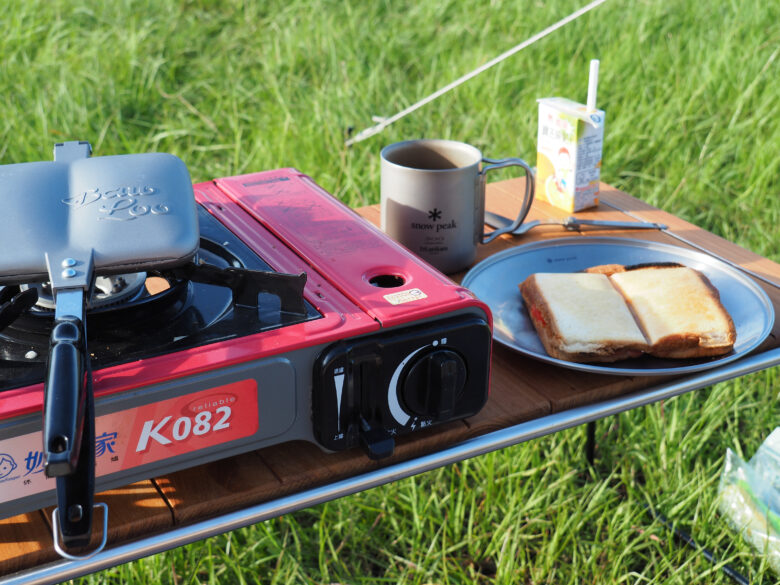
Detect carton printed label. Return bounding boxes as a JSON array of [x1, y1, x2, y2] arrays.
[[536, 98, 605, 213]]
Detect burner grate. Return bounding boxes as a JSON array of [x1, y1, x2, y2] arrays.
[[21, 273, 148, 311], [0, 206, 321, 391]]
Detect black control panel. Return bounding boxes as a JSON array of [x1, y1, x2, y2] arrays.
[[312, 315, 491, 459]]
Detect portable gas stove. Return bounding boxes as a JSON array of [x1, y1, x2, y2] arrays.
[[0, 143, 491, 553]]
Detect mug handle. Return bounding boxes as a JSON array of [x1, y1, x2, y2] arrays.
[[480, 157, 535, 244]]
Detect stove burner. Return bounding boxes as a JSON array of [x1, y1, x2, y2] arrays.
[[0, 206, 320, 391], [21, 273, 148, 310], [4, 240, 231, 332]]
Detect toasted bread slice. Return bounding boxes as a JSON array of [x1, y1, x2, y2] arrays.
[[519, 273, 649, 362], [609, 266, 736, 358]]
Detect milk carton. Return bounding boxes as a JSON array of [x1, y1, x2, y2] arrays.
[[535, 97, 605, 212]]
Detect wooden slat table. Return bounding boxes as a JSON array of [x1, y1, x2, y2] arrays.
[[3, 180, 780, 584]]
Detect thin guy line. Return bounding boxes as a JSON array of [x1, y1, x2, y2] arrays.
[[345, 0, 610, 146]]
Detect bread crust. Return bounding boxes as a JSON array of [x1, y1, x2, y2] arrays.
[[583, 264, 626, 276], [584, 262, 683, 276], [634, 268, 735, 358]]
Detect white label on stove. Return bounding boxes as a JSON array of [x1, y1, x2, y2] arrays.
[[383, 288, 427, 305]]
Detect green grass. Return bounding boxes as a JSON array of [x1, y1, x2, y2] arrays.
[[2, 0, 779, 582]]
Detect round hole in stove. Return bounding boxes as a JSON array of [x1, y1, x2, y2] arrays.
[[368, 274, 406, 288]]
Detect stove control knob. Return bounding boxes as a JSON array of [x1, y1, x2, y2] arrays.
[[400, 350, 467, 419]]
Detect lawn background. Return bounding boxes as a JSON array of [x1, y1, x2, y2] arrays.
[[2, 0, 779, 583]]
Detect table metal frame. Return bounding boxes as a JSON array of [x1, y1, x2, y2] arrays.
[[6, 346, 780, 585]]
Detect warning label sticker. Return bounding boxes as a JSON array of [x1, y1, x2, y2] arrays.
[[383, 288, 428, 305]]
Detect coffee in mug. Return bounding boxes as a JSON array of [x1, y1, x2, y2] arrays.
[[380, 139, 534, 273]]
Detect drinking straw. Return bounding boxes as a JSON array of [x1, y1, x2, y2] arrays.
[[587, 59, 600, 111]]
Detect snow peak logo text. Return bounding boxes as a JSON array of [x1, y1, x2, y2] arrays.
[[411, 208, 457, 232]]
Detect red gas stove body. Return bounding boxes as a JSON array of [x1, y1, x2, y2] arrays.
[[0, 168, 491, 519]]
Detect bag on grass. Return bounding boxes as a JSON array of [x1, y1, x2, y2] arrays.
[[718, 426, 780, 574]]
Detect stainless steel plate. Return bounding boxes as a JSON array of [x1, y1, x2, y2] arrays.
[[462, 237, 775, 375]]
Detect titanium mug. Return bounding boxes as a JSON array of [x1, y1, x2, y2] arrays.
[[380, 139, 535, 274]]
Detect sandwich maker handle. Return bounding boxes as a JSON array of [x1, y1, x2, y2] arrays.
[[54, 384, 96, 549], [43, 317, 86, 477], [43, 313, 97, 549]]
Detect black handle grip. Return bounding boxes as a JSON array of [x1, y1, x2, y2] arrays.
[[43, 317, 86, 477], [56, 386, 95, 548]]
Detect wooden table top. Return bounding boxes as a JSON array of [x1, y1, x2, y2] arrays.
[[3, 179, 780, 578]]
